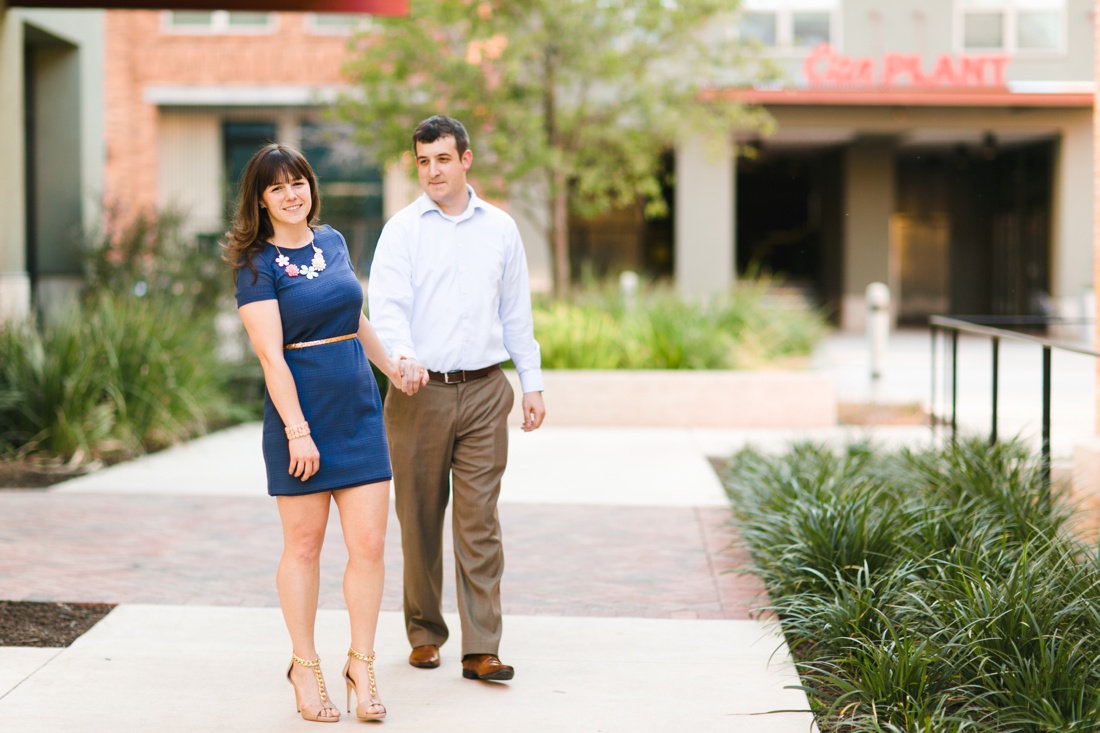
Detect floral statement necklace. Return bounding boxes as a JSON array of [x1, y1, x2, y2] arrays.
[[273, 239, 327, 280]]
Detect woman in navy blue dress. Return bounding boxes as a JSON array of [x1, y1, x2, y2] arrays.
[[226, 144, 427, 723]]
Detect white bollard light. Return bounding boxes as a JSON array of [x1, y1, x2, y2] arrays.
[[620, 270, 639, 312], [866, 282, 890, 394]]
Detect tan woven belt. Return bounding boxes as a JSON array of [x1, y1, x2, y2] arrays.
[[284, 333, 357, 350]]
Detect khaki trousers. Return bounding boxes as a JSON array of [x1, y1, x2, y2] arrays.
[[384, 368, 514, 656]]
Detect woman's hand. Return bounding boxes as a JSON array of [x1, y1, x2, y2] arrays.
[[391, 356, 429, 396], [288, 434, 320, 481]]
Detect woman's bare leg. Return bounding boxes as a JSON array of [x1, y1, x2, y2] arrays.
[[333, 481, 389, 714], [276, 492, 339, 720]]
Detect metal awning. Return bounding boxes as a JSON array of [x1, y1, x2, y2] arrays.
[[7, 0, 406, 13]]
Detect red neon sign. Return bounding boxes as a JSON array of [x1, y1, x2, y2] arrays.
[[804, 44, 1010, 88]]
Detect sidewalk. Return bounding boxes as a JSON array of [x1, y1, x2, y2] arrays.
[[3, 326, 1073, 732], [4, 421, 918, 732]]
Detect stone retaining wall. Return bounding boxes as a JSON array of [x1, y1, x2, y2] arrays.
[[505, 370, 837, 428]]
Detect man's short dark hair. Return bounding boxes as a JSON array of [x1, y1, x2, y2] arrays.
[[413, 115, 470, 157]]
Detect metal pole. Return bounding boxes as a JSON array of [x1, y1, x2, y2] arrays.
[[930, 326, 937, 438], [1042, 346, 1052, 501], [990, 337, 999, 445], [951, 329, 958, 443]]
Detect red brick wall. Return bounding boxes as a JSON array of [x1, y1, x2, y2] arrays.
[[104, 10, 353, 213]]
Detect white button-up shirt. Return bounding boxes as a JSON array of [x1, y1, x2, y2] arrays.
[[368, 187, 544, 394]]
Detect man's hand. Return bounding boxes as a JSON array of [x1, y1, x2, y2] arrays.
[[395, 356, 429, 395], [520, 391, 546, 432]]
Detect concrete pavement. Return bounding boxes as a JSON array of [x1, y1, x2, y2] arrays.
[[3, 420, 886, 732]]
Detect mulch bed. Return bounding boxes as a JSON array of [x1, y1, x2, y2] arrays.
[[0, 601, 116, 647], [0, 466, 115, 646], [0, 465, 73, 489]]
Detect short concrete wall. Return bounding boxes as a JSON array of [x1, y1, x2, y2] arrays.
[[505, 370, 837, 429]]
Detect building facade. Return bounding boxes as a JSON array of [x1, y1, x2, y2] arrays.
[[673, 0, 1096, 329], [0, 0, 404, 321], [1, 1, 1094, 327], [0, 3, 106, 318]]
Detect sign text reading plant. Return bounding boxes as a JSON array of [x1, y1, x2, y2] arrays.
[[804, 44, 1011, 87]]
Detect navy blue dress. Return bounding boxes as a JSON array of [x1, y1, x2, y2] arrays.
[[235, 225, 392, 496]]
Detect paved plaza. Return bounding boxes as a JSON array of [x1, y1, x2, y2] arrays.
[[2, 327, 1093, 731]]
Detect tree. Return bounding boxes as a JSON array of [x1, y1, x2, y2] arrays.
[[338, 0, 774, 294]]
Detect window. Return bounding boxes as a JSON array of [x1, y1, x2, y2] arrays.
[[300, 124, 385, 277], [307, 13, 373, 35], [958, 0, 1064, 53], [165, 10, 274, 33], [738, 1, 840, 53]]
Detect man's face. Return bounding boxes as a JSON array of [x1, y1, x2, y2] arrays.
[[415, 135, 472, 214]]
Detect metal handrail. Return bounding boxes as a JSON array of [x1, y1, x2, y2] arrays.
[[928, 315, 1098, 498]]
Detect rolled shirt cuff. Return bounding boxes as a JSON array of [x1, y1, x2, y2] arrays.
[[517, 368, 544, 394]]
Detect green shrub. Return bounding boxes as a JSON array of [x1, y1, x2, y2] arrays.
[[531, 278, 827, 370], [80, 205, 226, 316], [722, 437, 1100, 732], [0, 293, 238, 466]]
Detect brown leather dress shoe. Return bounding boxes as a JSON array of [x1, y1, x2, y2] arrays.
[[409, 645, 440, 669], [461, 654, 514, 681]]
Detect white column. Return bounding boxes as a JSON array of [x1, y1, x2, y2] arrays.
[[675, 134, 734, 298], [1051, 112, 1094, 320], [0, 3, 30, 321], [841, 139, 895, 332]]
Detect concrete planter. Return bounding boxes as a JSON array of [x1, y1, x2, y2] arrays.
[[505, 369, 836, 429]]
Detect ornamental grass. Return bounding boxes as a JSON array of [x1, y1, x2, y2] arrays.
[[721, 438, 1100, 732], [0, 293, 243, 467], [531, 277, 828, 370]]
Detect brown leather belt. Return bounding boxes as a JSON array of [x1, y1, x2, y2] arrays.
[[427, 364, 501, 385]]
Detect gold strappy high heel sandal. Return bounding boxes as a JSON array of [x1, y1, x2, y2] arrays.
[[286, 654, 340, 723], [343, 647, 386, 722]]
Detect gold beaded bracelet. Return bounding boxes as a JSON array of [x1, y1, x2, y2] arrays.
[[284, 422, 310, 440]]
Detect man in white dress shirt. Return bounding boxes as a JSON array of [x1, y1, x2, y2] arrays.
[[368, 115, 546, 682]]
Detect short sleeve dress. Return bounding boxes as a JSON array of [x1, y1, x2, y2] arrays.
[[235, 225, 392, 496]]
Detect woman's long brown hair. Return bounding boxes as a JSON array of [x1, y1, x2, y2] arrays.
[[223, 143, 321, 284]]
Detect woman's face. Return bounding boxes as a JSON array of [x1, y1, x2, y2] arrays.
[[260, 176, 312, 228]]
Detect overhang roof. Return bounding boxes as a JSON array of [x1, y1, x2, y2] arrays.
[[7, 0, 406, 13], [715, 86, 1093, 109]]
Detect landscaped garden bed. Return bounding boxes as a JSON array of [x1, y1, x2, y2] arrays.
[[719, 437, 1100, 732]]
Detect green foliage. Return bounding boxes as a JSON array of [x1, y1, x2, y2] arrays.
[[1, 208, 249, 468], [80, 205, 228, 315], [337, 0, 777, 286], [531, 279, 827, 369], [0, 293, 241, 467], [341, 0, 773, 202], [722, 437, 1100, 732]]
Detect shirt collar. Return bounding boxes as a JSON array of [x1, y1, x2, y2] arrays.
[[416, 185, 484, 222]]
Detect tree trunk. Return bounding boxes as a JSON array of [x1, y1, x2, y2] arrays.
[[551, 171, 569, 297]]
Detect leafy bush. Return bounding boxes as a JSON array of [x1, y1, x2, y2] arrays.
[[0, 293, 241, 466], [0, 207, 251, 469], [532, 278, 827, 369], [80, 205, 226, 316], [722, 438, 1100, 732]]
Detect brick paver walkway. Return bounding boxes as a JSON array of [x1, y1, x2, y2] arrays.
[[0, 492, 764, 619]]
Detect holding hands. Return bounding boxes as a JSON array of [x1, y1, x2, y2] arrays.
[[392, 356, 429, 396]]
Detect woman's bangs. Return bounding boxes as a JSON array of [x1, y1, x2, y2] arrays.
[[256, 148, 311, 190]]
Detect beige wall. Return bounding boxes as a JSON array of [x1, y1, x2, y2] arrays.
[[0, 6, 104, 320], [675, 134, 734, 298], [0, 1, 29, 320], [157, 110, 224, 235], [1052, 111, 1095, 317], [1095, 0, 1100, 435], [841, 138, 895, 331]]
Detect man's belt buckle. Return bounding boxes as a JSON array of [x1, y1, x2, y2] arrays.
[[443, 370, 466, 384]]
